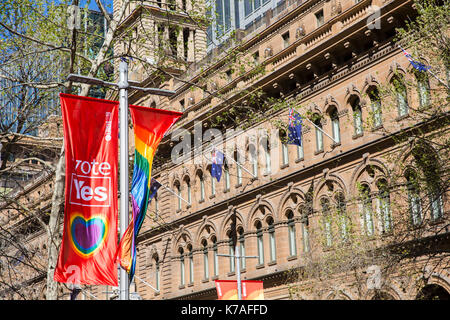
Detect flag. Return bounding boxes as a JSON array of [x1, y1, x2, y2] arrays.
[[211, 149, 224, 182], [116, 105, 182, 282], [54, 93, 119, 286], [399, 46, 431, 72], [287, 108, 302, 146], [149, 178, 162, 202]]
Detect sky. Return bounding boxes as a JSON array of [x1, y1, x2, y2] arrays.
[[65, 0, 113, 13]]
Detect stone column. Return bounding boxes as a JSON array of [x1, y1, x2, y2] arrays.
[[177, 28, 185, 60], [194, 29, 207, 62]]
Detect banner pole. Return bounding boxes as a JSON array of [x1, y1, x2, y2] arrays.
[[119, 58, 129, 301]]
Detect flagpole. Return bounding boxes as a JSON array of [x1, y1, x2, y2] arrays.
[[153, 178, 190, 205], [398, 45, 450, 90], [118, 58, 130, 301], [427, 69, 450, 90], [205, 147, 257, 179], [303, 117, 338, 144], [218, 148, 258, 179], [134, 274, 159, 293]]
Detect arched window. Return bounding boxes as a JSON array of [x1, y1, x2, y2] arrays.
[[174, 181, 181, 211], [261, 136, 271, 174], [329, 107, 341, 144], [376, 179, 391, 233], [202, 240, 209, 280], [198, 171, 205, 202], [238, 227, 246, 270], [416, 72, 431, 108], [184, 177, 191, 205], [248, 143, 258, 177], [179, 247, 185, 286], [299, 205, 310, 253], [187, 244, 194, 284], [267, 217, 276, 262], [224, 163, 230, 191], [360, 184, 374, 236], [335, 192, 348, 241], [296, 136, 304, 160], [412, 145, 443, 221], [154, 193, 159, 219], [313, 114, 324, 152], [321, 198, 332, 247], [406, 169, 422, 226], [350, 96, 363, 136], [210, 170, 216, 196], [153, 255, 160, 291], [392, 75, 408, 117], [235, 150, 243, 185], [287, 210, 297, 256], [228, 231, 235, 273], [256, 221, 264, 265], [212, 236, 218, 277], [368, 87, 382, 128], [280, 129, 289, 166]]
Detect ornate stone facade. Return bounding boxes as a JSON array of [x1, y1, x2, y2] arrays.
[[115, 0, 449, 300]]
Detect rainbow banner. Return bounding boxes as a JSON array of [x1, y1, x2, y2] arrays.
[[116, 105, 182, 281]]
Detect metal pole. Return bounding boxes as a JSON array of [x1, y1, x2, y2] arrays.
[[153, 178, 190, 204], [119, 58, 129, 301], [303, 117, 337, 143], [214, 147, 258, 179]]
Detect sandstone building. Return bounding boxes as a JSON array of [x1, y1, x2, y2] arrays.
[[0, 0, 448, 300], [109, 0, 450, 300]]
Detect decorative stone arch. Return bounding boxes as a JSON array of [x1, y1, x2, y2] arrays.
[[195, 216, 218, 245], [323, 288, 355, 300], [307, 107, 325, 127], [364, 281, 404, 300], [386, 61, 407, 83], [414, 267, 450, 299], [172, 226, 194, 253], [247, 197, 276, 229], [394, 141, 443, 190], [218, 208, 245, 240], [399, 139, 442, 165], [305, 101, 321, 115], [350, 155, 391, 196], [344, 83, 362, 104], [361, 74, 381, 96], [180, 165, 192, 181], [205, 163, 213, 179], [323, 94, 342, 115], [313, 172, 348, 208], [170, 174, 181, 190], [277, 186, 306, 220], [193, 166, 205, 186], [148, 243, 159, 260]]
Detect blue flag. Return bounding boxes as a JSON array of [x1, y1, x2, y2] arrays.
[[149, 178, 161, 202], [400, 46, 431, 72], [211, 150, 224, 182], [287, 108, 302, 146]]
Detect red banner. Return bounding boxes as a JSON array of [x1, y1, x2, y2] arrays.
[[54, 93, 119, 286], [215, 280, 264, 300]]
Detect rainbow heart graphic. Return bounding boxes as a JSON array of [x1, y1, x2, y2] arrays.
[[68, 213, 108, 258]]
